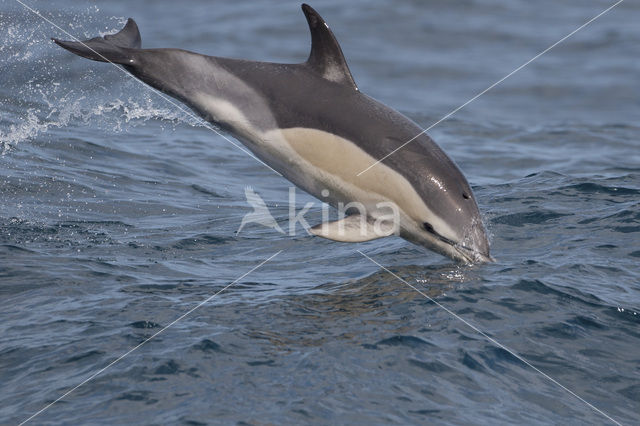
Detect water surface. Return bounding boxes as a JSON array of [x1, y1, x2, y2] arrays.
[[1, 0, 639, 424]]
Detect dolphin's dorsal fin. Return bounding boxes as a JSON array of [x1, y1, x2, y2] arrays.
[[302, 4, 357, 90], [104, 18, 141, 49]]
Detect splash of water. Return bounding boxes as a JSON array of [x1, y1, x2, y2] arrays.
[[0, 8, 204, 154]]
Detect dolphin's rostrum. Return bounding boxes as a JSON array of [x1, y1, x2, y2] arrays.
[[53, 4, 492, 263]]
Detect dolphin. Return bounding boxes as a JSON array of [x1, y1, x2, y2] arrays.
[[53, 4, 492, 263]]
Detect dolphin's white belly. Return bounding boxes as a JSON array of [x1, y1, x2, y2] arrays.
[[264, 128, 457, 237]]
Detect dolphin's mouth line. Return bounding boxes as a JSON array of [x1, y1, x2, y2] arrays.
[[423, 225, 482, 262]]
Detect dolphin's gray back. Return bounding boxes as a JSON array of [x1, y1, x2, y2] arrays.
[[52, 12, 463, 202]]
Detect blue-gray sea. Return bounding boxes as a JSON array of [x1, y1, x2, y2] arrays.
[[1, 0, 639, 424]]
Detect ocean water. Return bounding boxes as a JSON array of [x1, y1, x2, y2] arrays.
[[1, 0, 639, 424]]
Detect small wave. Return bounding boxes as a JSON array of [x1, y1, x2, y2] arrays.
[[559, 182, 640, 197], [366, 335, 435, 349], [115, 391, 157, 403], [491, 210, 571, 226], [129, 320, 161, 329], [191, 339, 223, 353]]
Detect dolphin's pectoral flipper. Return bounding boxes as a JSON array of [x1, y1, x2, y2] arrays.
[[52, 18, 141, 64], [309, 214, 395, 242], [302, 4, 357, 89]]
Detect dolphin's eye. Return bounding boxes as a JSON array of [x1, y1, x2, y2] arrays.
[[462, 193, 470, 199], [423, 222, 436, 234]]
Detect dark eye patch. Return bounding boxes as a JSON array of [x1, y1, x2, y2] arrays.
[[462, 193, 470, 199], [423, 222, 435, 234]]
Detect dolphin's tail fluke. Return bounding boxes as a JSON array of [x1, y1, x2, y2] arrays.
[[52, 18, 141, 65]]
